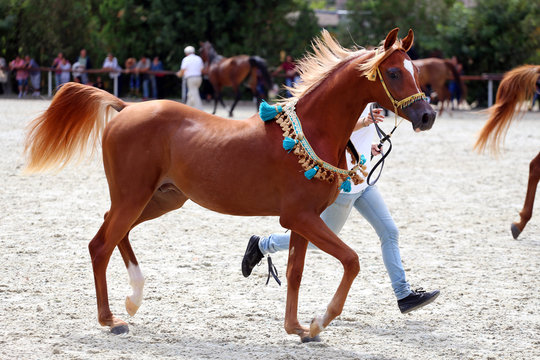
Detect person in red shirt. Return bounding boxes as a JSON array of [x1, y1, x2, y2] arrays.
[[9, 55, 29, 98], [272, 55, 300, 97]]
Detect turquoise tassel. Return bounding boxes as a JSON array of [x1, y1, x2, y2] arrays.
[[304, 165, 319, 180], [339, 177, 352, 192], [360, 154, 366, 165], [282, 137, 297, 152], [259, 101, 282, 121]]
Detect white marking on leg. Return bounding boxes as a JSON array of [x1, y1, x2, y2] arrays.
[[403, 59, 421, 92], [127, 262, 145, 307]]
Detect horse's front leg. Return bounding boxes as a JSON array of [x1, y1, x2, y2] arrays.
[[284, 231, 312, 340], [511, 151, 540, 238], [284, 215, 360, 341]]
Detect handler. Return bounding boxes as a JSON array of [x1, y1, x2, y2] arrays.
[[242, 105, 440, 314]]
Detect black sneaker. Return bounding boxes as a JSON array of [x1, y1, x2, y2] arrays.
[[242, 235, 264, 277], [398, 288, 440, 314]]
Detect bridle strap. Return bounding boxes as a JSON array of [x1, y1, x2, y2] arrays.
[[376, 67, 428, 113], [366, 68, 429, 185], [367, 104, 394, 186]]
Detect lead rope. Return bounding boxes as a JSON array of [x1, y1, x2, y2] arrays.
[[266, 255, 281, 286], [367, 104, 401, 185]]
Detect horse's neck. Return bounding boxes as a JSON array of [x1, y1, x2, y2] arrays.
[[296, 67, 370, 162]]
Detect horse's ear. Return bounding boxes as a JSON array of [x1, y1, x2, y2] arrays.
[[384, 28, 400, 51], [401, 29, 414, 52]]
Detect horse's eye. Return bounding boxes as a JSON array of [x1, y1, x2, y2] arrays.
[[389, 72, 399, 79]]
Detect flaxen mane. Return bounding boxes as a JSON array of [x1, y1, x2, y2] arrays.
[[283, 30, 406, 103]]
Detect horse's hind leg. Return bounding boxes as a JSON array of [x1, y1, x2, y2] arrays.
[[89, 193, 152, 334], [118, 186, 188, 317], [511, 152, 540, 239], [228, 87, 241, 117]]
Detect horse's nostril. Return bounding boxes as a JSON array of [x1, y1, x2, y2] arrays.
[[422, 112, 435, 124]]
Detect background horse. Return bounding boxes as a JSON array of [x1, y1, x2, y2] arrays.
[[413, 58, 464, 115], [474, 64, 540, 239], [199, 41, 272, 117], [23, 29, 435, 342]]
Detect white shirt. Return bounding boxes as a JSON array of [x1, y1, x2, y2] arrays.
[[102, 57, 120, 78], [344, 106, 376, 194], [180, 54, 204, 78]]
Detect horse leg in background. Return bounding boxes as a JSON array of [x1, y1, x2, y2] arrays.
[[511, 152, 540, 239], [118, 185, 188, 317], [228, 85, 242, 117], [283, 215, 360, 341]]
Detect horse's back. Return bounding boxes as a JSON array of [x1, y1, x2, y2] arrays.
[[103, 100, 287, 215]]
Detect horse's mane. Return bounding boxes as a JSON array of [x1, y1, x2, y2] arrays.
[[282, 29, 405, 104], [474, 64, 540, 154]]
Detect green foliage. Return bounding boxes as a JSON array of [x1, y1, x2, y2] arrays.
[[339, 0, 456, 55], [0, 0, 538, 101]]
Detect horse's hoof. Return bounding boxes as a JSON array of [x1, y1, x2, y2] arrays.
[[110, 324, 129, 335], [309, 315, 324, 337], [301, 335, 321, 343], [510, 223, 521, 239], [125, 296, 139, 317]]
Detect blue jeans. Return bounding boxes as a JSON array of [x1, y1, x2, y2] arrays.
[[259, 185, 411, 300]]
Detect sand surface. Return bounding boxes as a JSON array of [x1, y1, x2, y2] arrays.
[[1, 98, 539, 359]]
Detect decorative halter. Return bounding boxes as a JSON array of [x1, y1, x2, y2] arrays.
[[375, 67, 429, 118], [259, 100, 368, 192]]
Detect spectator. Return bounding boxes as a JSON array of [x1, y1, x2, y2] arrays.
[[272, 55, 299, 98], [93, 76, 104, 90], [25, 55, 41, 97], [58, 57, 71, 86], [150, 56, 164, 99], [136, 55, 151, 100], [51, 52, 64, 88], [72, 61, 85, 83], [75, 49, 92, 84], [9, 55, 29, 98], [177, 45, 204, 110], [125, 57, 138, 97], [0, 56, 7, 95], [102, 53, 121, 93]]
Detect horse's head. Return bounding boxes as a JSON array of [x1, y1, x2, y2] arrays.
[[199, 41, 216, 65], [365, 28, 436, 132]]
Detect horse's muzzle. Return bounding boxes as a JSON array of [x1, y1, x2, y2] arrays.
[[405, 103, 436, 132]]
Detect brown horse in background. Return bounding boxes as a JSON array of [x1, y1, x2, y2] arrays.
[[23, 29, 435, 342], [199, 41, 272, 117], [474, 64, 540, 239], [413, 58, 464, 114]]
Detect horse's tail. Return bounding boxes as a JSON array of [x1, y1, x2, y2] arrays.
[[249, 56, 273, 88], [24, 82, 128, 173], [444, 59, 463, 101], [474, 65, 540, 154]]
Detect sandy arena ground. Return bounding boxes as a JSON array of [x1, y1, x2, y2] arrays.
[[1, 98, 539, 359]]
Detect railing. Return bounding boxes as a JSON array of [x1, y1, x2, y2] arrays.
[[38, 67, 178, 97], [4, 67, 505, 107], [461, 74, 504, 107]]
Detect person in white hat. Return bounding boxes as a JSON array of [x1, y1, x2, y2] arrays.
[[177, 45, 204, 110]]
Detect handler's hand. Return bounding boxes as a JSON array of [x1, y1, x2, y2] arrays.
[[371, 143, 382, 157]]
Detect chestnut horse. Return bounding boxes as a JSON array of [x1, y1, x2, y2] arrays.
[[24, 29, 435, 342], [413, 58, 464, 115], [474, 64, 540, 239], [199, 41, 272, 117]]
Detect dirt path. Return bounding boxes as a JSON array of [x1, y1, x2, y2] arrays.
[[1, 98, 539, 359]]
